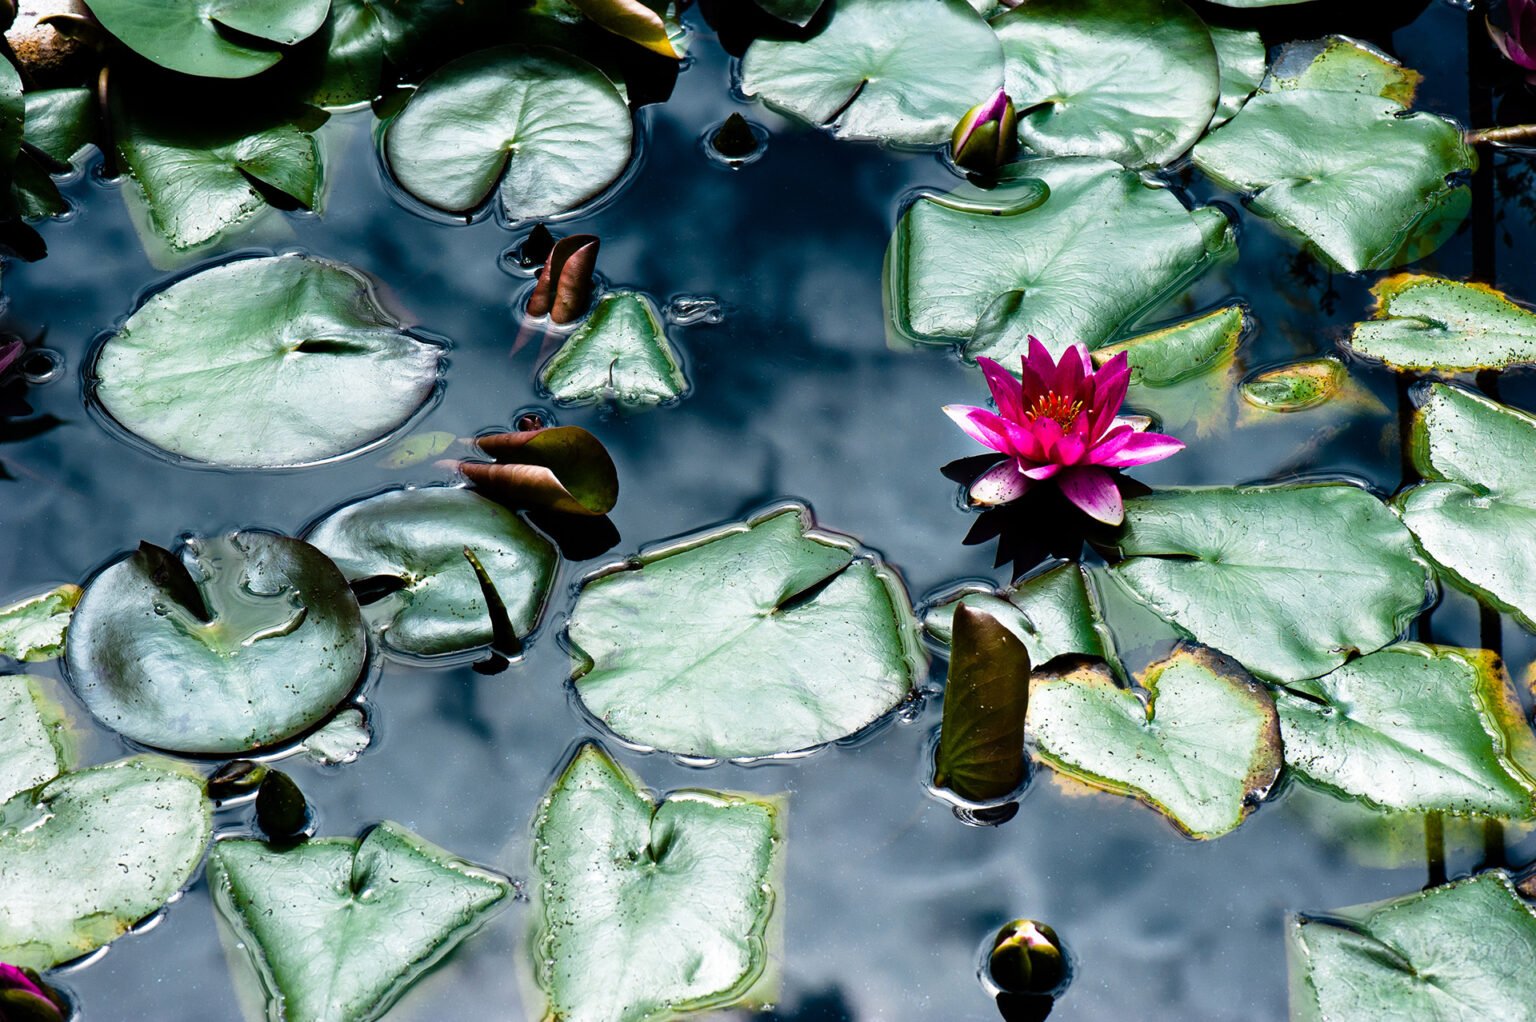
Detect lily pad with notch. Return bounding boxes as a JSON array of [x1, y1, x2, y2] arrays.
[[1210, 27, 1265, 130], [1093, 303, 1247, 436], [85, 0, 330, 78], [1238, 357, 1383, 417], [1347, 274, 1536, 372], [924, 561, 1113, 670], [539, 290, 688, 410]]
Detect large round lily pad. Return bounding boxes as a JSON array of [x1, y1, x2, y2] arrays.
[[91, 255, 443, 468], [64, 531, 368, 754], [86, 0, 329, 78]]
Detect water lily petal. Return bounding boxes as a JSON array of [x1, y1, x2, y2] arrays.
[[1032, 415, 1065, 459], [1055, 430, 1088, 466], [1053, 342, 1088, 399], [977, 357, 1025, 421], [1087, 424, 1134, 462], [969, 460, 1030, 505], [1057, 466, 1124, 525], [944, 404, 1013, 454], [1005, 419, 1045, 462], [1092, 430, 1185, 468], [1088, 352, 1131, 438], [1024, 335, 1057, 391], [1020, 461, 1060, 480]]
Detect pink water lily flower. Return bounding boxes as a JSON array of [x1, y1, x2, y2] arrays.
[[1, 963, 65, 1022], [943, 337, 1184, 525], [1491, 0, 1536, 77]]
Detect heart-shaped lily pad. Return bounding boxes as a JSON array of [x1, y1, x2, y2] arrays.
[[1347, 274, 1536, 372], [1093, 303, 1246, 435], [209, 821, 512, 1022], [1027, 648, 1282, 839], [1210, 27, 1265, 130], [64, 531, 368, 754], [0, 674, 74, 804], [1239, 357, 1353, 413], [86, 0, 330, 78], [304, 487, 558, 660], [384, 45, 633, 221], [91, 254, 443, 468], [0, 756, 211, 969], [1110, 484, 1430, 684], [540, 290, 688, 409], [739, 0, 1003, 145], [924, 561, 1112, 669], [0, 584, 79, 663], [533, 742, 783, 1021], [568, 504, 926, 759]]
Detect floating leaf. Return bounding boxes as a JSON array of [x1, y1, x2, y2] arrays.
[[1210, 27, 1265, 130], [299, 708, 372, 766], [0, 756, 211, 969], [0, 584, 79, 662], [209, 821, 511, 1022], [384, 46, 633, 221], [1287, 873, 1536, 1022], [382, 431, 458, 469], [1347, 274, 1536, 372], [1276, 644, 1536, 818], [739, 0, 1003, 145], [305, 487, 557, 660], [0, 675, 74, 804], [1110, 485, 1430, 684], [933, 601, 1030, 803], [539, 291, 688, 409], [1027, 648, 1282, 839], [84, 0, 328, 78], [992, 0, 1220, 169], [306, 0, 478, 106], [566, 0, 679, 57], [533, 742, 783, 1021], [64, 531, 368, 754], [462, 427, 620, 516], [923, 562, 1111, 669], [1094, 304, 1246, 435], [92, 255, 443, 468], [568, 505, 925, 759], [1267, 36, 1421, 106], [527, 234, 599, 324], [12, 87, 95, 219], [1240, 358, 1348, 412]]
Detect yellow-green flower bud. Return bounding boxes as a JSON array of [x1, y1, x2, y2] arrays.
[[989, 919, 1067, 995], [951, 89, 1019, 175]]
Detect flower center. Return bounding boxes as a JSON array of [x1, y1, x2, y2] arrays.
[[1025, 392, 1083, 429]]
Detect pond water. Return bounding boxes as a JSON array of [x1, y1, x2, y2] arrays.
[[5, 1, 1536, 1020]]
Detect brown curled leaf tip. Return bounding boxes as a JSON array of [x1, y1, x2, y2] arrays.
[[527, 234, 599, 325], [461, 425, 618, 516]]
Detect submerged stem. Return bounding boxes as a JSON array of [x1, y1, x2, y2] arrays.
[[1464, 124, 1536, 145]]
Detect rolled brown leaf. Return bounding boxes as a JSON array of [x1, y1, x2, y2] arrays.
[[526, 234, 599, 325], [461, 426, 618, 516]]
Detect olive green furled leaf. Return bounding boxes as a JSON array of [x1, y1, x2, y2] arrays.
[[0, 674, 74, 804], [566, 0, 678, 57], [1093, 304, 1246, 435], [209, 821, 511, 1022], [923, 561, 1111, 669], [739, 0, 1003, 146], [0, 55, 22, 211], [85, 0, 330, 78], [1276, 644, 1536, 818], [1348, 274, 1536, 372], [933, 600, 1030, 803], [1287, 873, 1536, 1022], [0, 756, 212, 969], [533, 742, 783, 1021], [305, 487, 557, 659], [1110, 485, 1430, 684], [569, 505, 926, 759], [888, 157, 1233, 362], [463, 426, 620, 516], [1266, 36, 1421, 106], [92, 254, 443, 468], [1210, 27, 1266, 130], [0, 585, 79, 662], [306, 0, 482, 106], [1028, 648, 1282, 839], [992, 0, 1219, 169], [65, 531, 368, 754], [384, 45, 633, 221], [1398, 384, 1536, 631], [539, 290, 687, 409], [750, 0, 825, 26]]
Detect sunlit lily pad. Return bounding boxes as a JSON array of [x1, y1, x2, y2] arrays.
[[1347, 274, 1536, 372], [568, 505, 925, 759], [92, 254, 443, 468], [0, 756, 211, 969], [209, 821, 512, 1022], [924, 561, 1111, 669], [1267, 36, 1421, 106], [384, 45, 633, 221], [1276, 644, 1536, 818], [305, 487, 557, 659], [1110, 484, 1430, 684], [1028, 648, 1282, 839], [86, 0, 330, 78], [64, 531, 368, 754], [1287, 872, 1536, 1022], [540, 290, 687, 409], [1094, 304, 1246, 435], [0, 674, 73, 803], [533, 742, 782, 1020], [1210, 27, 1265, 130], [739, 0, 1002, 145], [992, 0, 1219, 169], [1240, 357, 1348, 413], [0, 584, 79, 662]]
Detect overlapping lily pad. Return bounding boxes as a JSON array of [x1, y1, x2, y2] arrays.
[[532, 742, 783, 1020], [0, 585, 79, 662], [306, 0, 470, 106], [923, 561, 1112, 669], [1347, 274, 1536, 371], [540, 290, 688, 409], [92, 255, 443, 468], [568, 505, 925, 759], [1240, 358, 1349, 413], [1210, 28, 1266, 130], [86, 0, 330, 78], [13, 87, 95, 219], [1093, 304, 1246, 434], [0, 674, 73, 803], [1267, 36, 1421, 105]]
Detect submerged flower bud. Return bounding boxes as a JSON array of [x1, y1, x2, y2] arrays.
[[988, 919, 1067, 995], [1491, 0, 1536, 76], [951, 89, 1020, 175], [0, 964, 67, 1022]]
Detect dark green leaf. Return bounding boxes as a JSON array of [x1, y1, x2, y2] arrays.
[[933, 600, 1030, 803]]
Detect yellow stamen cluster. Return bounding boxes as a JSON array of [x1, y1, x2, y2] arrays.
[[1025, 392, 1082, 429]]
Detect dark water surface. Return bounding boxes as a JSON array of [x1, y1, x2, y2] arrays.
[[5, 3, 1536, 1019]]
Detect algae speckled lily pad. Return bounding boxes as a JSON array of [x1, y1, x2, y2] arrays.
[[923, 561, 1111, 669], [1266, 36, 1421, 105], [533, 742, 783, 1021], [92, 254, 443, 468], [0, 756, 211, 970], [569, 505, 926, 759], [739, 0, 1002, 146], [1028, 648, 1282, 839], [540, 290, 688, 409], [1110, 485, 1430, 684], [65, 531, 368, 754], [0, 584, 79, 662], [209, 821, 512, 1022], [0, 674, 74, 804], [86, 0, 330, 78], [305, 487, 557, 659], [1348, 274, 1536, 372]]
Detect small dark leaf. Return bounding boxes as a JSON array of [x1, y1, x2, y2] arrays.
[[255, 770, 311, 842], [519, 223, 555, 268], [526, 509, 621, 561], [933, 600, 1031, 803], [462, 546, 521, 658], [463, 426, 619, 516], [132, 541, 210, 623], [208, 760, 268, 801], [711, 113, 758, 158], [527, 234, 599, 324]]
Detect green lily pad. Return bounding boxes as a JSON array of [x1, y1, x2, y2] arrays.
[[750, 0, 825, 26], [384, 45, 633, 221], [1267, 36, 1421, 106], [1287, 872, 1536, 1022], [307, 0, 473, 107], [12, 87, 95, 219], [533, 742, 783, 1021], [86, 0, 330, 78], [1210, 27, 1266, 130], [64, 531, 368, 754], [992, 0, 1219, 169], [1347, 274, 1536, 372], [209, 821, 512, 1022], [739, 0, 1003, 146], [568, 505, 926, 759], [1028, 648, 1282, 839], [0, 584, 79, 662], [92, 254, 443, 468], [933, 600, 1030, 803], [0, 674, 74, 804], [923, 561, 1112, 669], [1276, 644, 1536, 818], [1240, 357, 1348, 412], [0, 756, 212, 970], [888, 157, 1233, 362], [1398, 384, 1536, 630], [540, 290, 687, 409], [1110, 484, 1430, 684], [304, 487, 558, 660], [300, 708, 372, 766], [1094, 304, 1246, 435]]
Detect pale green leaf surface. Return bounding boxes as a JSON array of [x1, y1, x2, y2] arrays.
[[86, 0, 330, 78], [1349, 274, 1536, 371], [0, 674, 74, 804], [541, 291, 688, 409], [0, 584, 79, 662]]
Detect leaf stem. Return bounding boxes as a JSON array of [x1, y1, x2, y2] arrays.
[[1465, 124, 1536, 145], [1425, 812, 1447, 889]]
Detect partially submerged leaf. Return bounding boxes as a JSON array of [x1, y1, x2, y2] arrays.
[[1348, 274, 1536, 372], [0, 674, 74, 804], [933, 600, 1030, 803], [381, 430, 457, 469], [0, 584, 79, 662], [1266, 36, 1421, 106], [538, 290, 688, 409], [462, 426, 620, 516], [299, 708, 371, 766], [1240, 358, 1348, 413], [566, 0, 679, 57], [85, 0, 330, 78], [1094, 304, 1246, 435], [526, 234, 599, 324], [923, 561, 1112, 669]]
